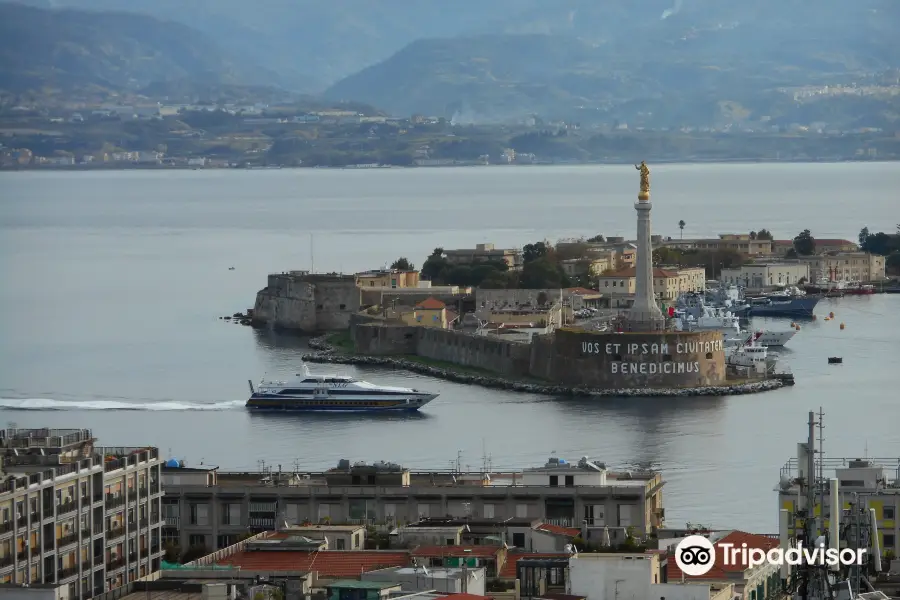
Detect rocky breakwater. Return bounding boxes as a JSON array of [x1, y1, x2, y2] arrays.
[[304, 336, 783, 398]]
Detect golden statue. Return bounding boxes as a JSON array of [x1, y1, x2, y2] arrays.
[[635, 161, 650, 200]]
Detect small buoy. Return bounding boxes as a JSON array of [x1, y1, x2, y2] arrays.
[[829, 311, 835, 319], [795, 325, 801, 331], [790, 322, 796, 327], [840, 323, 845, 330], [824, 317, 830, 321], [812, 315, 817, 320]]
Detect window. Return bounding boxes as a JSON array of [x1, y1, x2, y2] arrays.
[[384, 504, 396, 520], [189, 504, 208, 526], [515, 504, 528, 518], [336, 538, 345, 550], [617, 504, 633, 527], [188, 534, 205, 548], [883, 506, 896, 520], [446, 538, 455, 546], [884, 534, 895, 549], [564, 475, 574, 487], [584, 504, 605, 527], [512, 532, 526, 548], [221, 504, 240, 526], [549, 475, 558, 487], [483, 504, 494, 519]]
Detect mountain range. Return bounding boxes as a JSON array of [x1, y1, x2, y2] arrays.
[[3, 0, 899, 127]]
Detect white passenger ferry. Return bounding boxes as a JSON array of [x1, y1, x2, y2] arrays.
[[246, 364, 438, 412]]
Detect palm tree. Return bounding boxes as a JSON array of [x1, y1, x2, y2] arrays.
[[678, 220, 686, 240]]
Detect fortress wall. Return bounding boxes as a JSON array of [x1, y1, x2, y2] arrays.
[[546, 329, 726, 388], [252, 274, 359, 332], [353, 323, 418, 355], [415, 328, 532, 377]]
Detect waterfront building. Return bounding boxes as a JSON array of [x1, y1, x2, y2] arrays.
[[159, 456, 665, 554], [560, 256, 613, 279], [596, 266, 706, 307], [443, 243, 524, 271], [796, 251, 886, 282], [0, 428, 165, 598], [773, 238, 859, 255], [661, 233, 775, 256], [776, 456, 899, 556], [474, 288, 603, 312], [720, 262, 810, 289], [356, 269, 419, 289]]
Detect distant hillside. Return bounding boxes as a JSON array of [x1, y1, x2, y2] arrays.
[[6, 0, 547, 92], [0, 3, 278, 94], [324, 0, 900, 124]]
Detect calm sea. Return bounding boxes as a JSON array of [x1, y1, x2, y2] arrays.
[[1, 164, 898, 533]]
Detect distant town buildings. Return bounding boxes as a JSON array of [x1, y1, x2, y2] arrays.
[[797, 251, 886, 283], [596, 266, 706, 307], [661, 233, 775, 256], [720, 263, 810, 289], [443, 243, 524, 271]]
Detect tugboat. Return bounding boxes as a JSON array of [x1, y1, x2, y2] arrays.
[[246, 363, 438, 412]]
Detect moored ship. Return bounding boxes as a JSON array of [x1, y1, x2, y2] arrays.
[[246, 364, 438, 412]]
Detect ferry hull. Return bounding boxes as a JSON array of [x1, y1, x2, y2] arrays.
[[245, 393, 437, 412]]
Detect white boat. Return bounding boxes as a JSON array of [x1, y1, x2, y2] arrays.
[[725, 337, 777, 372], [673, 293, 797, 347], [246, 364, 438, 412]]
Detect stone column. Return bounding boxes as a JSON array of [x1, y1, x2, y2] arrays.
[[626, 172, 665, 331]]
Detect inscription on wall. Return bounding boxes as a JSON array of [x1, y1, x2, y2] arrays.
[[581, 340, 724, 374]]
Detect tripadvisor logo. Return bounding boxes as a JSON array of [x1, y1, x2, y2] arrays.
[[674, 534, 867, 577]]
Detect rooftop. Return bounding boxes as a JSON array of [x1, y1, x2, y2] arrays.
[[216, 550, 410, 577], [534, 523, 580, 538], [667, 531, 780, 581], [499, 552, 570, 579], [326, 580, 399, 590], [416, 297, 446, 310], [410, 545, 502, 559], [597, 267, 679, 278]]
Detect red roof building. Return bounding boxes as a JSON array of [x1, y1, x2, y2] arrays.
[[499, 552, 571, 579], [667, 531, 781, 582], [216, 550, 410, 578], [534, 523, 580, 538], [415, 297, 447, 310]]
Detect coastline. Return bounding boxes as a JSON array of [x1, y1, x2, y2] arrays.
[[304, 335, 784, 398], [1, 157, 894, 173]]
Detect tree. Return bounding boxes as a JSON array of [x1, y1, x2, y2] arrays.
[[678, 220, 686, 240], [793, 229, 816, 256], [523, 241, 550, 264], [749, 231, 757, 240], [390, 257, 414, 271], [587, 234, 605, 243], [858, 226, 870, 248], [536, 291, 549, 306], [520, 257, 569, 289], [756, 229, 774, 241], [420, 248, 447, 281]]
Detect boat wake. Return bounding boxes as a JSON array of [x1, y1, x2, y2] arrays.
[[0, 398, 244, 411]]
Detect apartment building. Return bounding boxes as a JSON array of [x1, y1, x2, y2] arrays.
[[0, 428, 165, 599], [161, 456, 665, 553], [773, 238, 858, 255], [777, 457, 899, 556], [662, 234, 774, 256], [443, 243, 524, 270], [356, 269, 419, 289], [596, 266, 706, 306]]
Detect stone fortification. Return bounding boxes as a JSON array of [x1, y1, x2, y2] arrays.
[[531, 329, 726, 388], [252, 273, 360, 332], [349, 322, 726, 389]]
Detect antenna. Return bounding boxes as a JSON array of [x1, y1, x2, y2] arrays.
[[310, 233, 314, 274]]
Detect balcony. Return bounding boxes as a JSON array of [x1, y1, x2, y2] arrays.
[[106, 557, 125, 571], [93, 523, 104, 535], [93, 494, 103, 504], [16, 551, 27, 561], [0, 556, 12, 569], [57, 500, 77, 516], [83, 555, 92, 569], [58, 532, 79, 547], [107, 526, 126, 540], [58, 565, 79, 580], [127, 490, 137, 503], [31, 546, 40, 557], [164, 516, 180, 527], [138, 487, 148, 497], [94, 554, 103, 569], [150, 484, 160, 495], [150, 544, 160, 554], [29, 512, 40, 524], [81, 528, 91, 539], [105, 495, 126, 510], [0, 521, 11, 535], [16, 516, 26, 528], [139, 518, 148, 529], [128, 552, 137, 563], [100, 447, 159, 473]]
